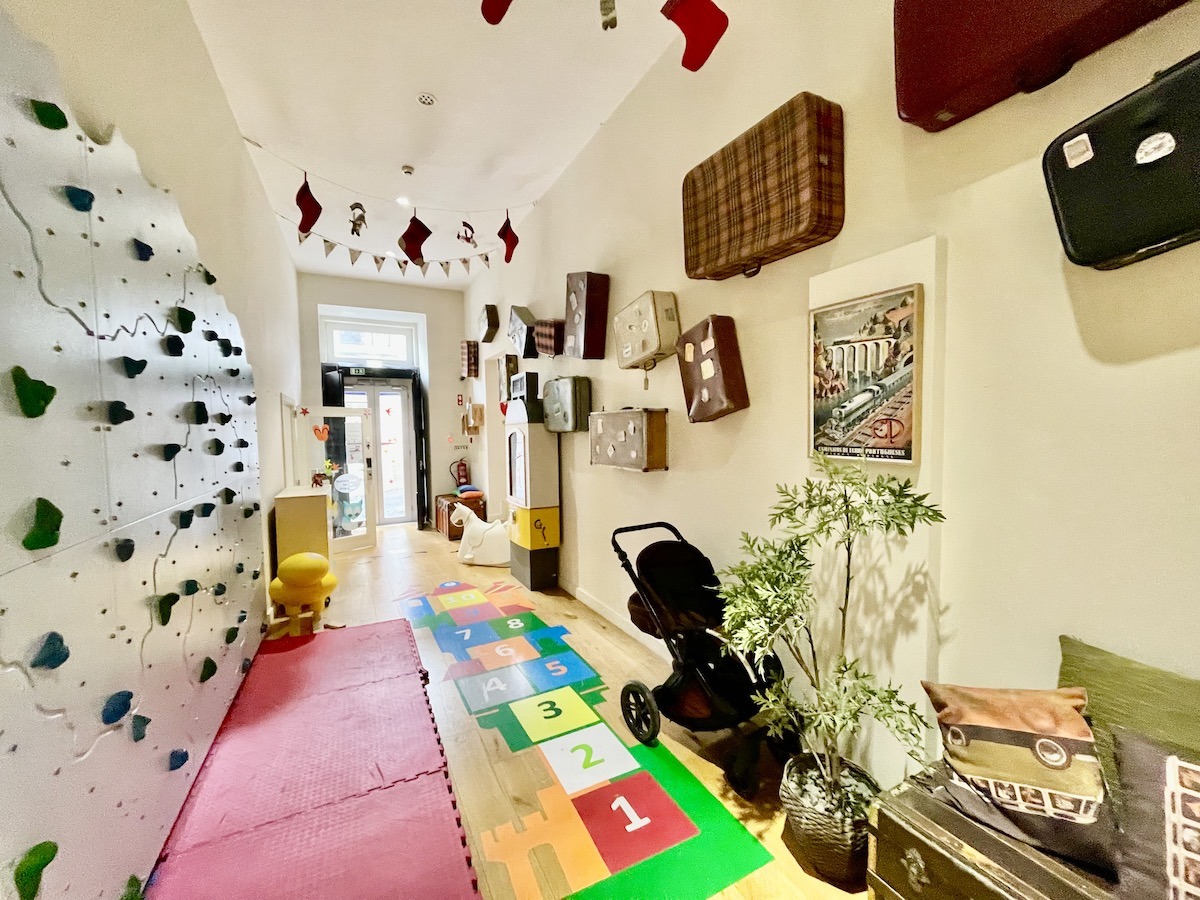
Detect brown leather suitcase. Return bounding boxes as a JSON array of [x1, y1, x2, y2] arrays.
[[565, 271, 610, 359], [460, 340, 479, 379], [894, 0, 1188, 133], [682, 92, 844, 281], [589, 409, 668, 472], [534, 319, 565, 356], [435, 494, 486, 541], [676, 316, 749, 423]]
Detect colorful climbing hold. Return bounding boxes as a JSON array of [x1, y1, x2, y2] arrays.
[[237, 609, 247, 622], [30, 99, 67, 130], [242, 507, 255, 519], [130, 714, 150, 743], [186, 401, 208, 424], [171, 306, 195, 334], [101, 691, 133, 725], [224, 627, 238, 644], [120, 874, 143, 900], [219, 488, 236, 504], [231, 462, 245, 472], [244, 395, 257, 405], [114, 539, 135, 562], [161, 443, 181, 462], [207, 439, 224, 455], [30, 632, 69, 670], [22, 498, 63, 551], [14, 840, 58, 900], [181, 579, 200, 596], [201, 266, 217, 286], [11, 366, 56, 418], [107, 401, 135, 425], [175, 509, 194, 530], [199, 657, 217, 683], [196, 503, 216, 518], [168, 749, 189, 771], [213, 413, 232, 425], [235, 563, 245, 575], [164, 336, 184, 357], [202, 330, 218, 342], [63, 185, 95, 212], [252, 569, 261, 581], [234, 438, 249, 448], [157, 593, 181, 626], [121, 357, 148, 378], [241, 658, 252, 674], [131, 239, 154, 262], [227, 368, 240, 377], [213, 583, 227, 596], [217, 339, 233, 357]]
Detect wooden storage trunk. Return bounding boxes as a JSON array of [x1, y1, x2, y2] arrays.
[[435, 494, 486, 542], [676, 315, 749, 423], [543, 376, 591, 434], [534, 318, 565, 356], [682, 92, 844, 280], [478, 303, 500, 342], [460, 340, 479, 379], [612, 291, 680, 371], [589, 409, 668, 472], [565, 271, 610, 359]]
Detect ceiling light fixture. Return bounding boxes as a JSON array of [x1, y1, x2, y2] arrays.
[[395, 196, 410, 206], [385, 251, 396, 257]]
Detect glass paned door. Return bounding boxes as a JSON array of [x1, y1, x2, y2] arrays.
[[344, 380, 417, 525], [302, 407, 377, 553]]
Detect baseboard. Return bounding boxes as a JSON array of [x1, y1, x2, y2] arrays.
[[558, 578, 671, 662]]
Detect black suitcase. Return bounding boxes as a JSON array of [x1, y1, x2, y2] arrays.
[[1044, 50, 1200, 270]]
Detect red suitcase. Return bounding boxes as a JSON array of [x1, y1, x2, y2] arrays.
[[894, 0, 1188, 133]]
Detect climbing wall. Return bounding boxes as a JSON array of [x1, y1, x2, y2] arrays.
[[0, 12, 265, 899]]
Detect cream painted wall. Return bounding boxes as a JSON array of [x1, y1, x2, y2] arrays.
[[465, 0, 1200, 780], [297, 273, 467, 507], [0, 0, 301, 507]]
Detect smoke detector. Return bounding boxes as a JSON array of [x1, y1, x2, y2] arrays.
[[416, 92, 437, 107]]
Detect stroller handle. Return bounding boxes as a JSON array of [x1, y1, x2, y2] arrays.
[[610, 522, 685, 568]]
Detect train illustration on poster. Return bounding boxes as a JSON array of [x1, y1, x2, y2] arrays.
[[811, 284, 923, 463]]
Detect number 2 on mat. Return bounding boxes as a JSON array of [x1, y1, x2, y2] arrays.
[[611, 795, 651, 832], [538, 700, 563, 719], [571, 743, 604, 769]]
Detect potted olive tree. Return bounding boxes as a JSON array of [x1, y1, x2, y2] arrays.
[[721, 454, 944, 885]]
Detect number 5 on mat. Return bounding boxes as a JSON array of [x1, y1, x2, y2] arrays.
[[611, 795, 651, 832]]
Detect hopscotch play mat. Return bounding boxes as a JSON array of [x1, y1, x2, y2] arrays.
[[401, 579, 773, 899]]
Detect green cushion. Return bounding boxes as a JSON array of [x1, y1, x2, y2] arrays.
[[1058, 635, 1200, 808]]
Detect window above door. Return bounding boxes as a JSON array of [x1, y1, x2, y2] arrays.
[[322, 318, 420, 369]]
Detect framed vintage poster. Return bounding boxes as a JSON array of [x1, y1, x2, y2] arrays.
[[811, 283, 923, 463]]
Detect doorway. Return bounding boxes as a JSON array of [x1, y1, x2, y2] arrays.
[[345, 377, 418, 525]]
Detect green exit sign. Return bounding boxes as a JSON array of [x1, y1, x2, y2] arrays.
[[348, 367, 366, 375]]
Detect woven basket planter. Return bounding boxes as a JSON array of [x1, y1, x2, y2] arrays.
[[779, 755, 879, 887]]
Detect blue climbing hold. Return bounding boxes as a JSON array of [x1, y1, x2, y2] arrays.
[[176, 510, 194, 530], [241, 658, 252, 674], [237, 610, 247, 623], [196, 503, 216, 518], [114, 539, 135, 562], [131, 714, 150, 742], [63, 186, 94, 212], [235, 563, 245, 575], [181, 579, 200, 596], [168, 749, 189, 771], [102, 691, 133, 725], [213, 583, 227, 596], [31, 632, 69, 669], [132, 239, 154, 261]]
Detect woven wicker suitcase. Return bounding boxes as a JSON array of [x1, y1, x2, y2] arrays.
[[682, 92, 844, 281], [534, 319, 565, 356]]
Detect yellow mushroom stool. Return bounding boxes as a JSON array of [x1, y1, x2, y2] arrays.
[[269, 552, 338, 634]]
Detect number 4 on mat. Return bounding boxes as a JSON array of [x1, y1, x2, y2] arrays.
[[611, 795, 651, 832]]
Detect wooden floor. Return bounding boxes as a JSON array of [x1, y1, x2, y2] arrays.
[[324, 524, 862, 900]]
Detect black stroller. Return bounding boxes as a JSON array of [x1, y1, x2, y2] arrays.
[[612, 523, 783, 798]]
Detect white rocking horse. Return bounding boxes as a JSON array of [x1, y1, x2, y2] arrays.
[[450, 503, 511, 567]]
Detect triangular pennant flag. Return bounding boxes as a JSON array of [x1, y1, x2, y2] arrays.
[[398, 260, 408, 275], [374, 255, 385, 272], [298, 231, 311, 244], [419, 262, 430, 277], [348, 249, 362, 266], [323, 239, 336, 257], [460, 258, 471, 274], [482, 253, 491, 269], [439, 261, 451, 277]]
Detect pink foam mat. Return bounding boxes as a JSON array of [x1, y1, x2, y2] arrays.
[[150, 772, 478, 900], [242, 619, 426, 704], [168, 674, 445, 853]]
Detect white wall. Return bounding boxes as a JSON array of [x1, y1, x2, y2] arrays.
[[464, 0, 1200, 781], [297, 273, 467, 505]]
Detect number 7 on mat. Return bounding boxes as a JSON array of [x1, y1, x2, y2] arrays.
[[611, 795, 651, 832]]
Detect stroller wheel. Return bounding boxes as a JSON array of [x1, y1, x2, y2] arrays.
[[621, 681, 660, 745]]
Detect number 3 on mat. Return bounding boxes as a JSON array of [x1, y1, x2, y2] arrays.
[[611, 795, 651, 832], [538, 700, 563, 719], [571, 743, 604, 769]]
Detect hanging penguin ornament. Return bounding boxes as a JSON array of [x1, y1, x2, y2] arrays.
[[349, 202, 367, 237]]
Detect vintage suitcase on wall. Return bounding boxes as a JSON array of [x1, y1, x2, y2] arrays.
[[676, 316, 749, 423], [894, 0, 1189, 133], [478, 304, 500, 342], [543, 376, 592, 433], [510, 372, 543, 424], [589, 409, 668, 472], [435, 494, 486, 542], [565, 271, 610, 359], [682, 92, 845, 280], [460, 340, 479, 379], [1043, 50, 1200, 270], [508, 305, 537, 359], [612, 291, 680, 371], [496, 354, 519, 402], [534, 318, 566, 356]]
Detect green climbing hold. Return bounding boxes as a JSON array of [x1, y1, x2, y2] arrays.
[[11, 366, 57, 418], [30, 99, 67, 130], [120, 874, 143, 900], [157, 592, 181, 626], [14, 841, 58, 900], [31, 632, 69, 669], [181, 579, 200, 596], [130, 714, 150, 742], [22, 498, 63, 551], [171, 306, 195, 334], [235, 563, 245, 575], [199, 657, 217, 683], [224, 627, 238, 644], [63, 186, 94, 212]]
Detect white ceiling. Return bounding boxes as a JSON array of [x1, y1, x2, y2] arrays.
[[187, 0, 675, 290]]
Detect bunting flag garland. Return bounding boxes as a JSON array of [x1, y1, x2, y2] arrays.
[[323, 239, 336, 257], [439, 261, 452, 277], [374, 255, 386, 272], [296, 174, 323, 234], [498, 211, 519, 263], [348, 248, 362, 266], [482, 253, 491, 269], [419, 262, 431, 277], [298, 231, 311, 245], [401, 214, 433, 266]]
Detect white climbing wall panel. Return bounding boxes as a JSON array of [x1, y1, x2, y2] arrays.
[[0, 11, 265, 898]]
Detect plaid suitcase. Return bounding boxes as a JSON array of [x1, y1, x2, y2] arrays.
[[543, 377, 592, 433], [1044, 50, 1200, 269], [682, 92, 844, 281], [676, 316, 749, 423], [565, 271, 610, 359], [534, 319, 566, 356], [508, 306, 537, 359], [460, 340, 479, 379], [895, 0, 1188, 133], [477, 304, 500, 343]]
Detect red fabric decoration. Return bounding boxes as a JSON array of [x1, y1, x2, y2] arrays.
[[400, 214, 432, 266], [661, 0, 728, 71], [497, 212, 519, 264], [296, 175, 323, 234], [481, 0, 515, 25]]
